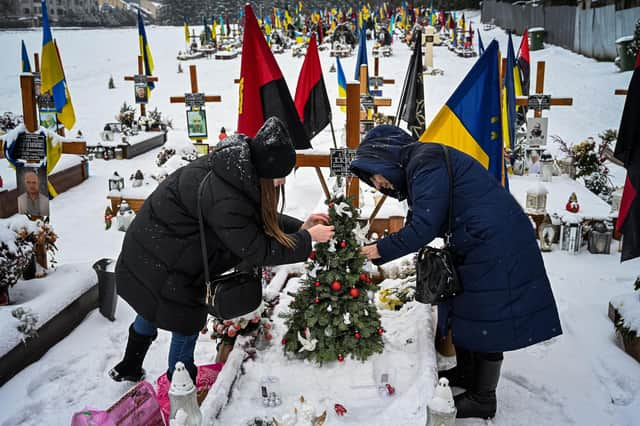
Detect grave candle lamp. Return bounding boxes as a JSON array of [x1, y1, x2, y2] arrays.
[[108, 171, 124, 192], [525, 184, 548, 214], [540, 151, 554, 182], [587, 221, 613, 254], [560, 218, 583, 254]]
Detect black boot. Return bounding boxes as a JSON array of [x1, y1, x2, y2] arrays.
[[438, 346, 476, 390], [109, 324, 157, 382], [455, 352, 503, 419]]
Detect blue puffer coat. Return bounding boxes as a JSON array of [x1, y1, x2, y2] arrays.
[[350, 126, 562, 353]]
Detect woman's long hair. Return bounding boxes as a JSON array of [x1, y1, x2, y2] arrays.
[[260, 178, 295, 248]]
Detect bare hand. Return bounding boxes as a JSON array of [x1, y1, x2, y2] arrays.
[[361, 244, 381, 260], [301, 213, 330, 230], [307, 224, 335, 242]]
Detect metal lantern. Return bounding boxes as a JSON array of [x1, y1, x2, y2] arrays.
[[114, 147, 124, 160], [131, 169, 144, 188], [560, 220, 583, 254], [587, 221, 613, 254], [116, 201, 135, 232], [611, 187, 623, 214], [540, 151, 554, 182], [538, 220, 556, 252], [525, 184, 548, 214], [168, 362, 202, 425], [427, 378, 457, 426], [108, 172, 124, 191]]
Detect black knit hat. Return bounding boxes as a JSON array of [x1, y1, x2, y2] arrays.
[[249, 117, 296, 179]]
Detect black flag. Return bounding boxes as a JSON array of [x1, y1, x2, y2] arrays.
[[615, 53, 640, 262], [398, 35, 425, 138]]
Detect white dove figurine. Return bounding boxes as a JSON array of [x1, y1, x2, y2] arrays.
[[297, 328, 318, 352], [334, 202, 352, 218]]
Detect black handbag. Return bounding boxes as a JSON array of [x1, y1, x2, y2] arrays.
[[414, 146, 463, 305], [197, 171, 262, 320]]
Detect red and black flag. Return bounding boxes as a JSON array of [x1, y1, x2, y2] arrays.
[[317, 21, 324, 45], [294, 34, 331, 140], [517, 29, 530, 96], [615, 53, 640, 262], [238, 4, 311, 149]]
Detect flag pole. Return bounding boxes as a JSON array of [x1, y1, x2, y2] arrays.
[[394, 53, 413, 127], [329, 119, 338, 149]]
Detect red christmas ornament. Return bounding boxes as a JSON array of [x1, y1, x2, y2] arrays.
[[328, 202, 335, 208], [360, 272, 369, 282], [349, 288, 360, 298], [309, 250, 316, 260], [337, 354, 344, 362], [281, 338, 286, 345], [314, 280, 321, 287], [314, 297, 320, 303], [331, 280, 342, 291], [334, 403, 347, 416], [354, 332, 361, 339], [340, 240, 347, 248], [378, 327, 385, 335]]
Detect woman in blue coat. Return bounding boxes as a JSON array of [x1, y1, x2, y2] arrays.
[[350, 125, 562, 419]]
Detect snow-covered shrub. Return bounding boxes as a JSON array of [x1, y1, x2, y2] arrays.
[[11, 307, 39, 341]]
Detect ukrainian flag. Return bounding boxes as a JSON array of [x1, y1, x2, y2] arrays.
[[502, 32, 522, 151], [21, 40, 31, 73], [137, 10, 155, 94], [40, 0, 75, 130], [336, 56, 347, 112], [184, 17, 190, 44], [420, 40, 507, 186], [354, 23, 369, 93]]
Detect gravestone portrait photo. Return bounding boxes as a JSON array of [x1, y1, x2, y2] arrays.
[[16, 166, 49, 217], [187, 109, 207, 139]]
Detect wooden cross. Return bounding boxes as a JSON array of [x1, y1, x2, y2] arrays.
[[369, 56, 396, 99], [511, 61, 573, 118], [169, 64, 222, 144], [614, 89, 628, 96], [336, 64, 393, 118], [17, 73, 47, 270], [124, 55, 158, 117]]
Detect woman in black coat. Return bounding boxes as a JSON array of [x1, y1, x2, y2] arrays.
[[350, 126, 562, 419], [109, 118, 334, 383]]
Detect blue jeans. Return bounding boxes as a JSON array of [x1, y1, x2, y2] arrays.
[[133, 314, 198, 380]]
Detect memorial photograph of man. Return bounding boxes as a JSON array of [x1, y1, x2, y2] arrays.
[[187, 109, 207, 138], [134, 83, 148, 104], [17, 167, 50, 217]]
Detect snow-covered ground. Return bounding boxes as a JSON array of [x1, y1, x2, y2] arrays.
[[1, 10, 640, 426]]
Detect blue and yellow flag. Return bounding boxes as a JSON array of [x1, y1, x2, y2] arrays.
[[137, 10, 155, 94], [354, 23, 369, 93], [183, 17, 190, 44], [21, 40, 31, 72], [502, 32, 522, 151], [420, 40, 507, 186], [336, 56, 347, 113], [40, 0, 75, 130]]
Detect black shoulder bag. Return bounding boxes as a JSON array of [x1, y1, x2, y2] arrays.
[[414, 145, 463, 305], [197, 171, 262, 320]]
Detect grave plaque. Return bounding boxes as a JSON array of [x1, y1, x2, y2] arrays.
[[527, 94, 551, 111], [13, 132, 46, 162], [360, 94, 375, 110], [184, 92, 206, 108], [330, 148, 357, 177]]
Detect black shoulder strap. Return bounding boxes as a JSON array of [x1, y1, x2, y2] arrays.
[[441, 145, 454, 246], [197, 170, 214, 285]]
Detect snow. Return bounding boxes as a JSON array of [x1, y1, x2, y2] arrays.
[[529, 27, 546, 33], [510, 175, 613, 220], [616, 35, 635, 43], [0, 9, 639, 426], [0, 263, 96, 357], [611, 293, 640, 335]]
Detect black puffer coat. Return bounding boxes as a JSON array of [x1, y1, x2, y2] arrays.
[[116, 136, 312, 335]]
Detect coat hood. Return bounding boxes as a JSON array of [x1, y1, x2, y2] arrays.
[[349, 125, 415, 201]]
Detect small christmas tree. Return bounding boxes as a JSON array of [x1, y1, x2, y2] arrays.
[[283, 195, 384, 363], [630, 19, 640, 59], [108, 75, 115, 89]]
